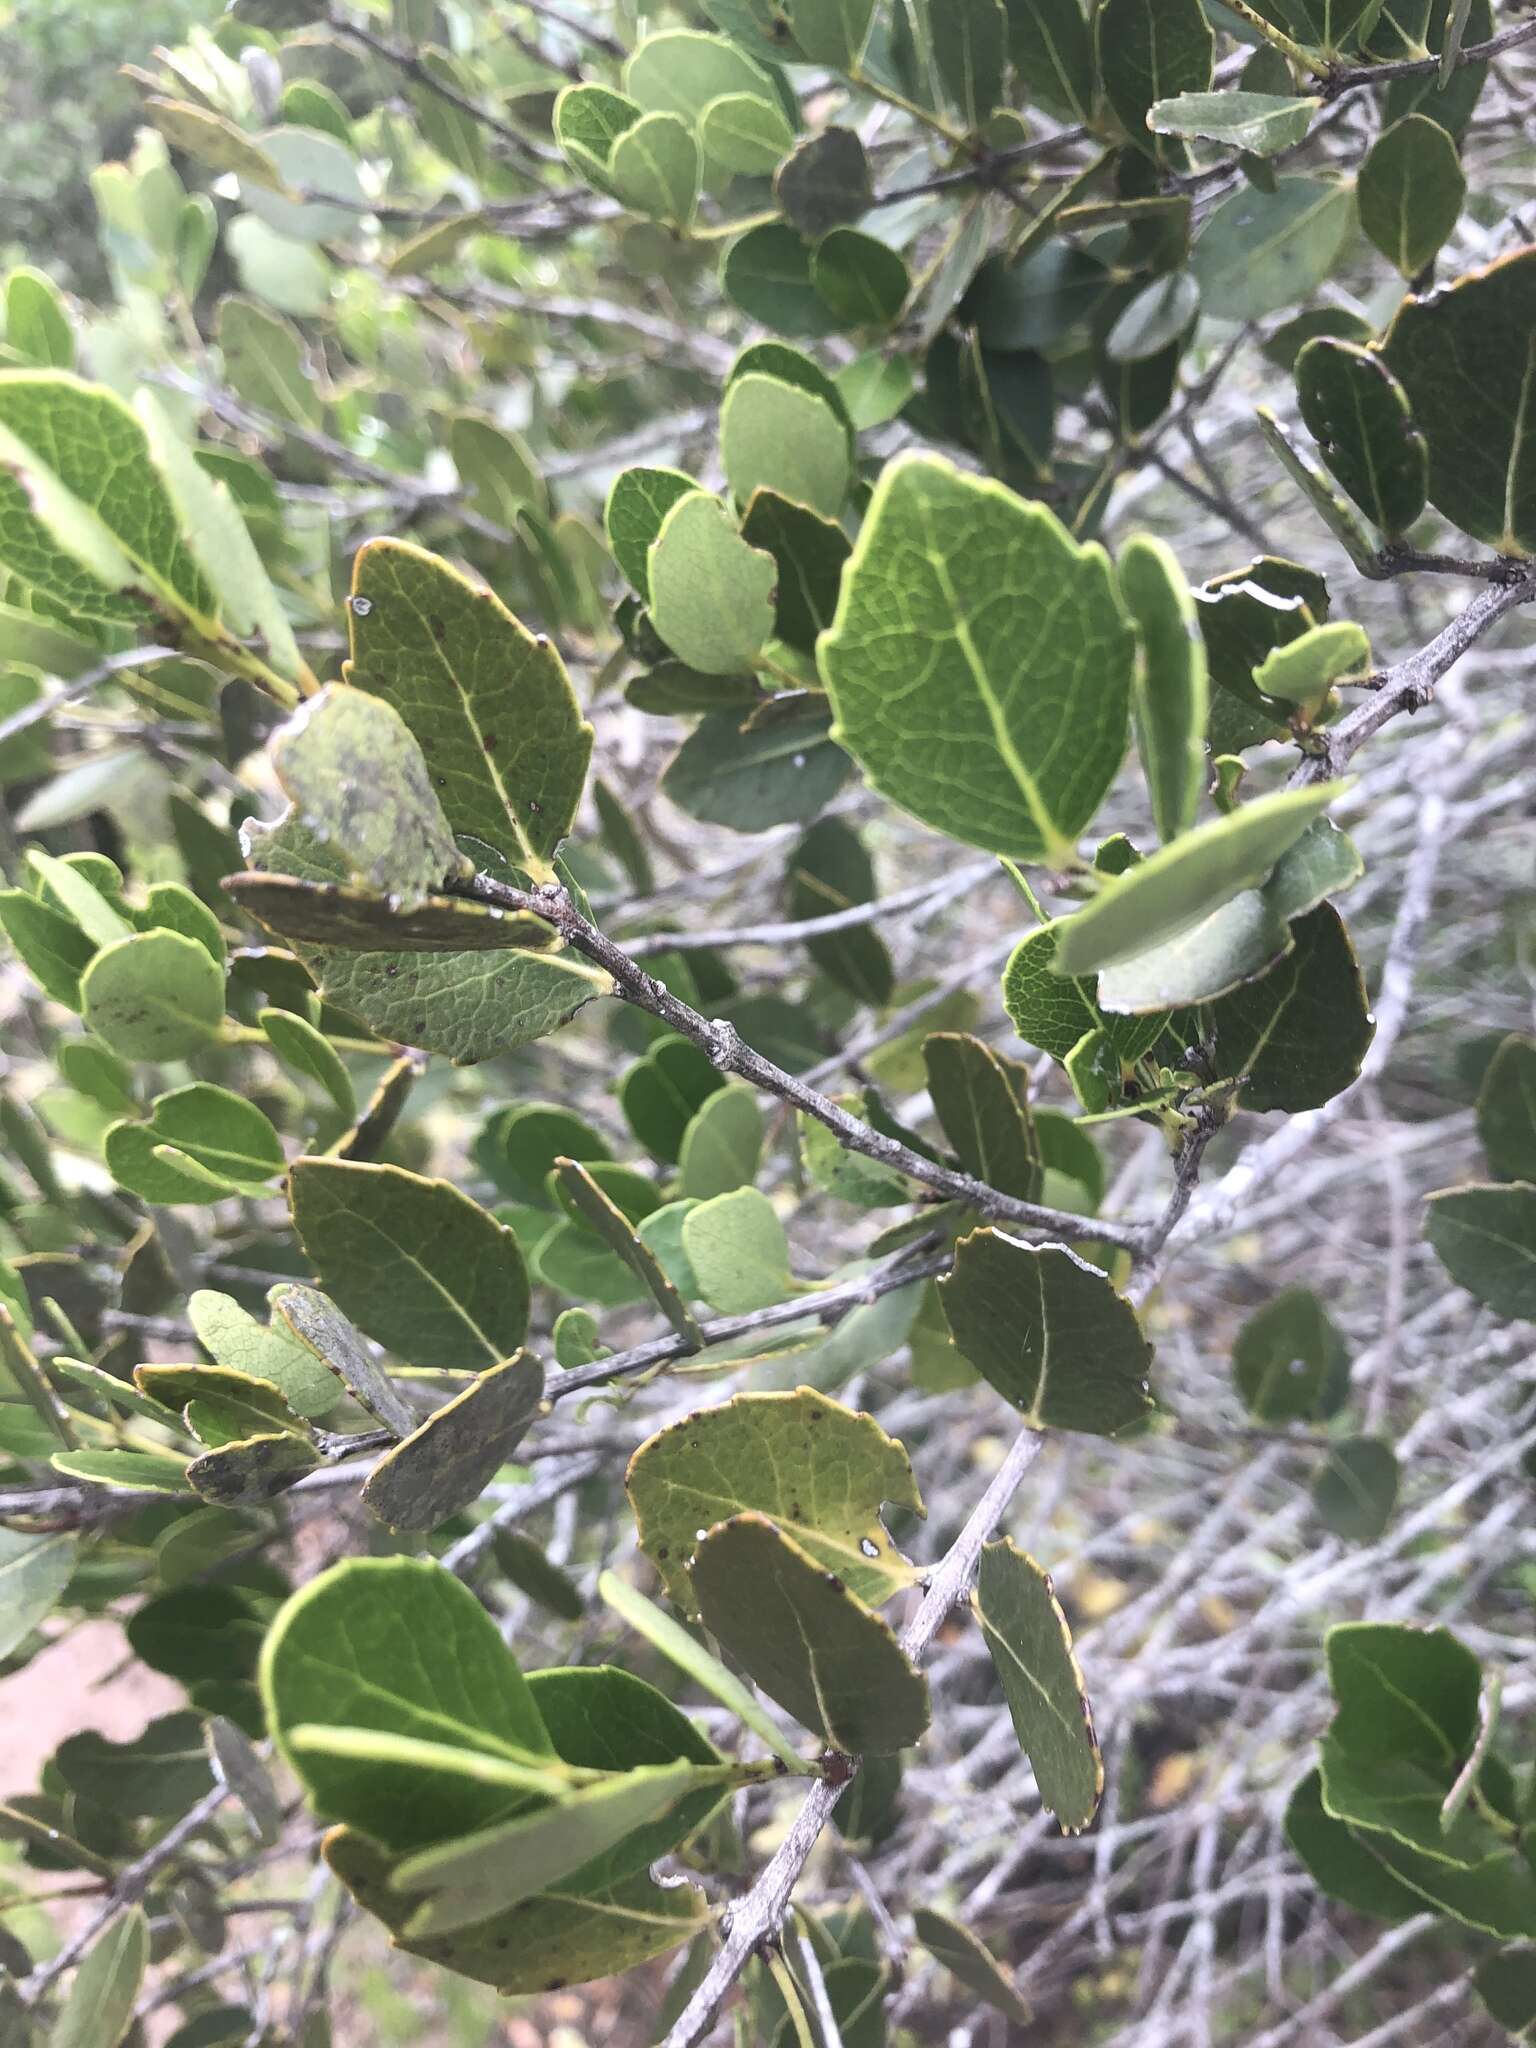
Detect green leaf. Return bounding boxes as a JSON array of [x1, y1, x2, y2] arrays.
[[721, 374, 851, 518], [1098, 0, 1213, 158], [0, 888, 96, 1008], [737, 487, 856, 655], [551, 1161, 702, 1343], [662, 705, 852, 832], [1318, 1740, 1496, 1865], [217, 294, 322, 428], [493, 1530, 585, 1621], [1477, 1035, 1536, 1181], [1326, 1621, 1481, 1772], [1425, 1182, 1536, 1320], [270, 1284, 417, 1437], [1358, 114, 1466, 277], [699, 91, 796, 175], [619, 1038, 725, 1165], [1104, 270, 1201, 364], [322, 1666, 712, 1992], [604, 467, 698, 602], [607, 113, 700, 229], [50, 1447, 191, 1494], [1252, 620, 1371, 703], [1296, 340, 1428, 539], [270, 684, 466, 910], [290, 1158, 530, 1372], [1191, 177, 1355, 319], [1148, 90, 1319, 155], [598, 1570, 807, 1771], [360, 1353, 544, 1532], [0, 370, 217, 633], [820, 452, 1133, 863], [1312, 1436, 1399, 1542], [913, 1907, 1030, 2022], [1201, 903, 1373, 1109], [1120, 534, 1208, 842], [774, 128, 872, 238], [678, 1084, 765, 1200], [1233, 1286, 1350, 1422], [973, 1538, 1102, 1831], [788, 816, 893, 1005], [80, 929, 225, 1062], [649, 492, 778, 676], [929, 0, 1009, 128], [627, 1385, 923, 1615], [811, 229, 910, 330], [923, 1032, 1040, 1203], [682, 1185, 795, 1312], [260, 1006, 355, 1118], [1381, 244, 1536, 555], [0, 1527, 76, 1658], [50, 1905, 149, 2048], [26, 849, 131, 947], [260, 1554, 557, 1851], [55, 1711, 212, 1820], [787, 0, 875, 68], [344, 539, 593, 882], [723, 223, 840, 338], [836, 350, 916, 430], [5, 267, 74, 370], [1004, 0, 1095, 124], [626, 29, 781, 128], [940, 1230, 1156, 1436], [188, 1288, 337, 1420], [1052, 782, 1346, 978], [690, 1512, 930, 1752], [391, 1762, 717, 1937], [1003, 921, 1166, 1064], [134, 391, 306, 687], [1285, 1767, 1428, 1922], [1475, 1948, 1536, 2037], [554, 83, 641, 177], [104, 1084, 284, 1206]]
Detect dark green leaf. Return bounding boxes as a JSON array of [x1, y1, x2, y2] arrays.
[[1233, 1286, 1350, 1421], [1202, 903, 1373, 1110], [1382, 244, 1536, 555], [973, 1538, 1102, 1831], [741, 489, 852, 654], [913, 1906, 1030, 2023], [1098, 0, 1212, 158], [290, 1158, 530, 1372], [938, 1230, 1156, 1436], [1312, 1436, 1399, 1542], [924, 1032, 1040, 1203], [1477, 1035, 1536, 1181], [662, 706, 852, 832], [690, 1512, 930, 1752], [774, 128, 872, 237], [361, 1352, 544, 1531], [1296, 339, 1427, 538], [1358, 113, 1466, 277], [1425, 1182, 1536, 1320]]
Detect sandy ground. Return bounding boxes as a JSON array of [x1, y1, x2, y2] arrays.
[[2, 1619, 181, 1795]]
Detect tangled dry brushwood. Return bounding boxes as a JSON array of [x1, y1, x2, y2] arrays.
[[3, 2, 1536, 2044]]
